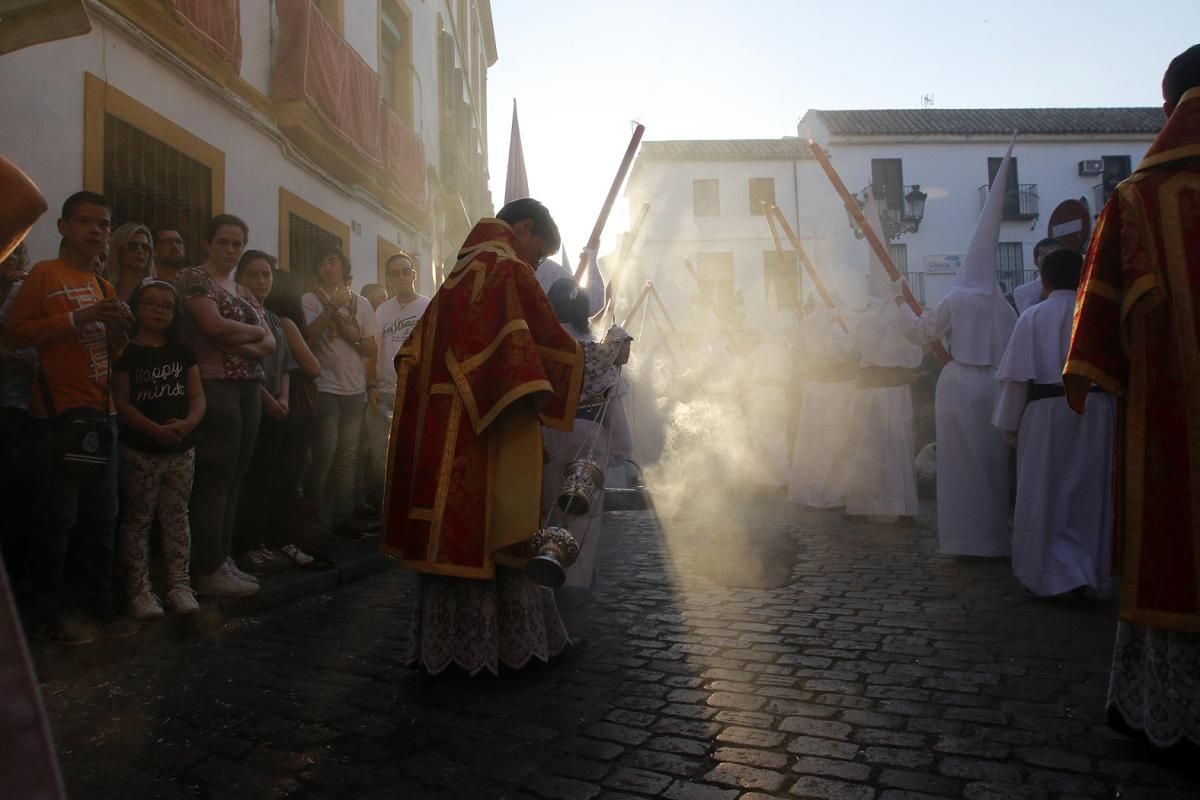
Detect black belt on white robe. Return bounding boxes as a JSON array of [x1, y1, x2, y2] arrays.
[[1026, 383, 1105, 403], [855, 366, 917, 389]]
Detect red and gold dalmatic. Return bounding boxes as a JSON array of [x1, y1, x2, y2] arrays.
[[1064, 86, 1200, 632], [382, 219, 582, 578]]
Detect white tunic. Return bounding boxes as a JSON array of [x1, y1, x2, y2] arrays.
[[845, 303, 923, 518], [993, 290, 1116, 596], [1012, 278, 1044, 315], [788, 309, 855, 508], [748, 336, 793, 486], [910, 290, 1015, 556]]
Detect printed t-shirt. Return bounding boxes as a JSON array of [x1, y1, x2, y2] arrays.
[[114, 341, 197, 453], [3, 259, 119, 416], [301, 290, 379, 396], [375, 295, 429, 393]]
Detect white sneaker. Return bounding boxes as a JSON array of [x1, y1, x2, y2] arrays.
[[196, 563, 259, 597], [129, 591, 165, 620], [165, 586, 200, 615], [225, 556, 260, 585], [280, 543, 314, 567]]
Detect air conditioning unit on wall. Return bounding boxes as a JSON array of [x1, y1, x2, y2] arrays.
[[1078, 160, 1103, 176]]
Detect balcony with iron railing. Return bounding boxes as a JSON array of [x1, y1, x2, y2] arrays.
[[901, 271, 926, 307], [977, 183, 1039, 220], [272, 0, 383, 184]]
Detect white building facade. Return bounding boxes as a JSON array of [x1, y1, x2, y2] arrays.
[[0, 0, 497, 292], [618, 107, 1161, 335]]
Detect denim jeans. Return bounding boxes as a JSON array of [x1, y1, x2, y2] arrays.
[[355, 393, 392, 511], [306, 392, 365, 534], [30, 416, 119, 623]]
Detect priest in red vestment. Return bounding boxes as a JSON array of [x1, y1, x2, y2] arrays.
[[383, 198, 585, 675], [1063, 44, 1200, 751]]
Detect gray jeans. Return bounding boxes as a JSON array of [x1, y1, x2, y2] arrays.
[[306, 392, 365, 533], [190, 380, 261, 575]]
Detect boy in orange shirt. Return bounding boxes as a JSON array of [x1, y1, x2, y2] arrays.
[[5, 191, 137, 644]]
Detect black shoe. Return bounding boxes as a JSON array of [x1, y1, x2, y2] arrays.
[[354, 503, 380, 521], [101, 617, 140, 640], [560, 635, 590, 660], [334, 523, 364, 542], [36, 620, 97, 646]]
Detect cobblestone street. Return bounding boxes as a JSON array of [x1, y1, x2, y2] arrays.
[[41, 498, 1200, 800]]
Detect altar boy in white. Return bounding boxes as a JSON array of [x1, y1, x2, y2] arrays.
[[992, 249, 1116, 596]]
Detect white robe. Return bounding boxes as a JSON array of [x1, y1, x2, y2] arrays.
[[1012, 277, 1044, 315], [910, 291, 1015, 556], [748, 336, 792, 486], [788, 310, 855, 507], [993, 290, 1116, 596], [845, 303, 923, 518]]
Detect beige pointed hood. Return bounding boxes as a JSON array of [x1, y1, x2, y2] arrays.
[[955, 132, 1017, 296]]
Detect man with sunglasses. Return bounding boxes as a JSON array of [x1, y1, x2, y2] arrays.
[[365, 253, 429, 512]]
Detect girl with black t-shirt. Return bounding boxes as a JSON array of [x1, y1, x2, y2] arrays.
[[112, 281, 206, 620]]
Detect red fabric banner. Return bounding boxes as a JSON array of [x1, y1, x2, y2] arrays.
[[272, 0, 382, 166], [384, 108, 426, 207], [173, 0, 242, 69]]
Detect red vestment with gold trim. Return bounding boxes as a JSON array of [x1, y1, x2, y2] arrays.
[[382, 219, 582, 579], [1065, 87, 1200, 632]]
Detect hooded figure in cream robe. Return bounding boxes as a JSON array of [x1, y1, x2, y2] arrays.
[[906, 135, 1019, 555], [992, 250, 1115, 596], [748, 302, 798, 486], [787, 300, 856, 508], [845, 201, 925, 520]]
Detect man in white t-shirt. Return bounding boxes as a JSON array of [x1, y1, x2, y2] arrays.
[[364, 252, 429, 511], [301, 251, 380, 541]]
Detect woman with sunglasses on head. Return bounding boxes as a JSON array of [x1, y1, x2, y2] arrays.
[[105, 223, 155, 303]]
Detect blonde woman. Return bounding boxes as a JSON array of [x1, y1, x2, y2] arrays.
[[106, 222, 155, 301]]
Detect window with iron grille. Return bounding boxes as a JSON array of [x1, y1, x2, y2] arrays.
[[996, 241, 1025, 293], [888, 243, 908, 273], [103, 114, 212, 262], [763, 250, 800, 308], [288, 213, 344, 291]]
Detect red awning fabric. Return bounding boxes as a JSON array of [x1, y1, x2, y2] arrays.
[[384, 109, 426, 207], [172, 0, 242, 70], [272, 0, 383, 166]]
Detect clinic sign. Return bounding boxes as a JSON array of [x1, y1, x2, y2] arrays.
[[924, 254, 962, 274]]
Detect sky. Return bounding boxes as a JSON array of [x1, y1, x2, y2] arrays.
[[485, 0, 1200, 259]]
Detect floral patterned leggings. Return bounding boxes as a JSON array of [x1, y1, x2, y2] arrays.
[[118, 446, 194, 596]]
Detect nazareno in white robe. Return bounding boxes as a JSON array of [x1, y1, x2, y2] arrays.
[[845, 302, 923, 518], [908, 290, 1016, 556], [788, 309, 856, 508], [993, 290, 1116, 596], [748, 334, 793, 487]]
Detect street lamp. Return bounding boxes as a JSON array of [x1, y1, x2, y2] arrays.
[[847, 183, 928, 241]]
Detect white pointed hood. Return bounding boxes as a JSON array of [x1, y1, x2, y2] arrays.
[[955, 132, 1016, 296], [940, 131, 1019, 367]]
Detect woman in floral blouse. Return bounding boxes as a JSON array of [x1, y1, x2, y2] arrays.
[[177, 214, 275, 598]]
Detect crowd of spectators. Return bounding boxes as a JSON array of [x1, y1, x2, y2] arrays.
[[0, 190, 428, 645]]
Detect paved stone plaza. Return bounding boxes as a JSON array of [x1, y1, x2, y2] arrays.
[[41, 499, 1200, 799]]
